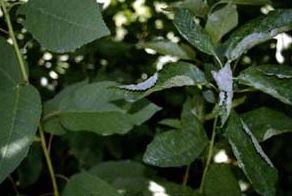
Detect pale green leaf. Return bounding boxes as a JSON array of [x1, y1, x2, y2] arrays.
[[241, 107, 292, 141], [225, 9, 292, 61], [238, 65, 292, 105], [63, 173, 120, 196], [225, 112, 278, 196], [19, 0, 110, 52], [205, 4, 238, 43]]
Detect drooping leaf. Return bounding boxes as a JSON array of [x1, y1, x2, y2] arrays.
[[174, 8, 216, 55], [121, 62, 207, 101], [138, 39, 193, 60], [203, 164, 241, 196], [62, 173, 120, 196], [241, 107, 292, 141], [220, 0, 271, 5], [44, 82, 160, 135], [17, 144, 43, 187], [225, 112, 278, 196], [0, 39, 42, 183], [238, 65, 292, 105], [225, 9, 292, 61], [205, 4, 238, 43], [170, 0, 209, 18], [19, 0, 110, 52], [143, 98, 208, 167], [212, 63, 233, 125]]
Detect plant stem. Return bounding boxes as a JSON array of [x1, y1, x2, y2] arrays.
[[1, 2, 59, 195], [39, 125, 59, 196], [199, 116, 218, 193], [182, 165, 191, 186], [0, 0, 28, 82]]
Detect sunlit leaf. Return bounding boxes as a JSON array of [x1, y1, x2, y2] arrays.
[[241, 107, 292, 141], [225, 9, 292, 61], [225, 112, 278, 195], [238, 65, 292, 105], [220, 0, 271, 5]]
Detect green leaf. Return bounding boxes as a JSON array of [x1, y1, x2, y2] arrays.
[[220, 0, 271, 5], [238, 65, 292, 105], [90, 161, 199, 196], [121, 62, 207, 101], [241, 107, 292, 141], [158, 119, 182, 129], [0, 84, 41, 183], [138, 39, 193, 60], [62, 173, 120, 196], [203, 164, 241, 196], [17, 144, 43, 187], [174, 8, 216, 55], [143, 99, 208, 167], [205, 4, 238, 43], [44, 82, 160, 135], [170, 0, 209, 18], [65, 132, 104, 169], [225, 112, 278, 196], [225, 9, 292, 61], [19, 0, 110, 53], [0, 39, 42, 183]]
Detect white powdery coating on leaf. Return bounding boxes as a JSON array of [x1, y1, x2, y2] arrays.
[[241, 120, 274, 168], [119, 73, 158, 91]]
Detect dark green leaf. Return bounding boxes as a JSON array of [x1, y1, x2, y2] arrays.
[[17, 144, 43, 187], [45, 82, 160, 135], [205, 4, 238, 43], [225, 9, 292, 61], [62, 173, 120, 196], [0, 84, 41, 183], [19, 0, 110, 52], [65, 132, 104, 169], [220, 0, 271, 5], [174, 8, 216, 55], [0, 39, 42, 183], [203, 164, 241, 196], [238, 65, 292, 105], [138, 39, 193, 60], [225, 112, 278, 196], [143, 99, 208, 167], [241, 107, 292, 141]]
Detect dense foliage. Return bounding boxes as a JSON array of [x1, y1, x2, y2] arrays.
[[0, 0, 292, 195]]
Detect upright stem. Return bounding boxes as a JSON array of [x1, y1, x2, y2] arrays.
[[0, 0, 28, 82], [1, 2, 59, 195], [199, 116, 218, 193], [39, 125, 59, 196], [182, 165, 191, 186]]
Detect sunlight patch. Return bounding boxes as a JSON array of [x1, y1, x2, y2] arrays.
[[148, 181, 169, 196]]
